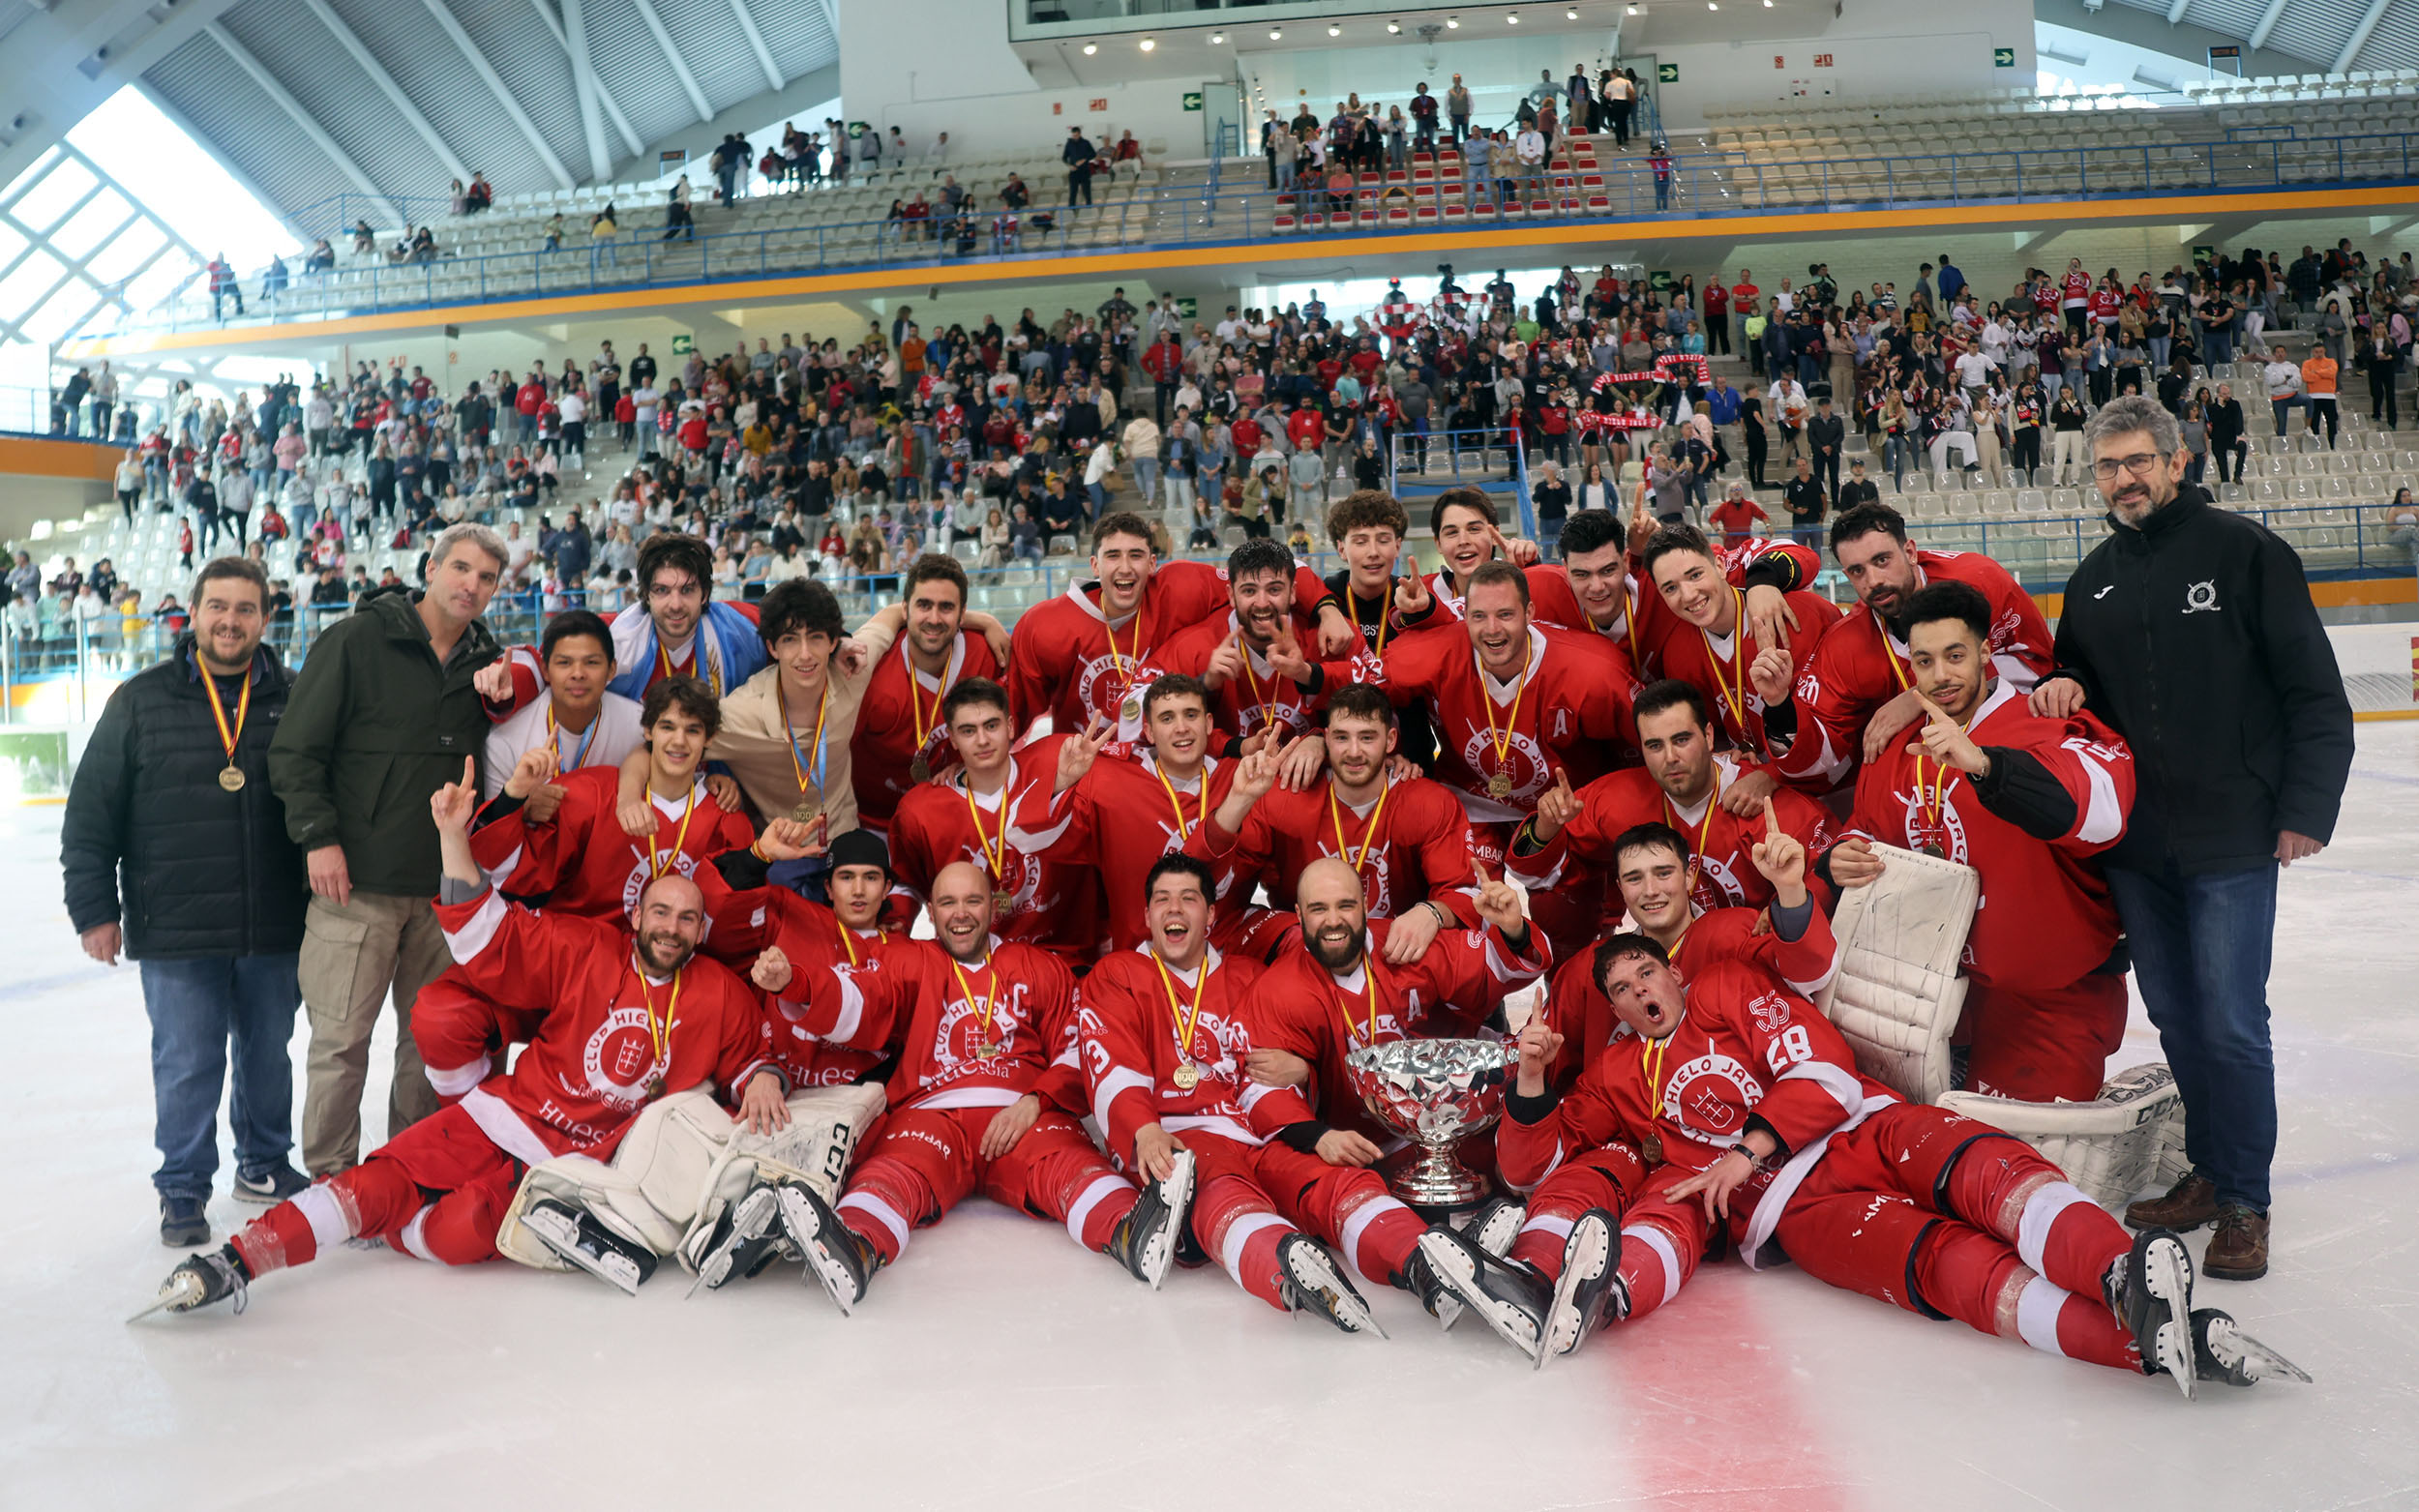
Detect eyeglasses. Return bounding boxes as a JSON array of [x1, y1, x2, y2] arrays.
[[2089, 452, 2165, 482]]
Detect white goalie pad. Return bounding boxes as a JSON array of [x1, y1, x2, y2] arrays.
[[1814, 843, 1979, 1106], [1938, 1061, 2193, 1209], [495, 1083, 885, 1274]]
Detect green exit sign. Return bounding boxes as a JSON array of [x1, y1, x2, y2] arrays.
[[1993, 46, 2016, 68], [1182, 91, 1204, 111], [1177, 296, 1199, 317], [1657, 63, 1679, 83], [671, 334, 694, 355]]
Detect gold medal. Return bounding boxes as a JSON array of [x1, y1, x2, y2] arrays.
[[1486, 771, 1513, 799], [1922, 842, 1947, 859], [1641, 1131, 1664, 1165], [1172, 1062, 1202, 1091], [791, 802, 821, 824], [200, 659, 253, 794], [975, 1041, 1000, 1060], [992, 888, 1014, 913], [218, 765, 247, 792], [1119, 694, 1143, 726], [643, 1073, 665, 1097], [910, 756, 933, 783]]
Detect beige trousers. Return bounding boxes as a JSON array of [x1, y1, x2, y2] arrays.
[[298, 890, 450, 1174]]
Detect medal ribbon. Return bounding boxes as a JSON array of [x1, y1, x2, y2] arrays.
[[659, 637, 718, 697], [1641, 1026, 1672, 1136], [1238, 641, 1280, 735], [777, 675, 833, 810], [1914, 748, 1960, 849], [1338, 962, 1382, 1047], [1151, 952, 1211, 1068], [547, 699, 602, 773], [946, 953, 1000, 1050], [904, 642, 950, 766], [645, 784, 700, 878], [199, 658, 252, 770], [634, 959, 683, 1067], [1703, 588, 1757, 749], [1103, 609, 1143, 713], [1152, 757, 1206, 844], [1479, 646, 1533, 788], [1327, 779, 1392, 875], [963, 779, 1010, 885], [1662, 767, 1725, 865]]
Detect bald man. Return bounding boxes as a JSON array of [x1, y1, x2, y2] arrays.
[[152, 760, 791, 1315]]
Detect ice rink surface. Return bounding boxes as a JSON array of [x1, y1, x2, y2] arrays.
[[3, 725, 2415, 1512]]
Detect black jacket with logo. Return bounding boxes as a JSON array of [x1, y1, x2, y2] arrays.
[[2050, 487, 2352, 874]]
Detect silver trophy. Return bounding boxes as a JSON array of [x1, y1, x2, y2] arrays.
[[1344, 1038, 1515, 1213]]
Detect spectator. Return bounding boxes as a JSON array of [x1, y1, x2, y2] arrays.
[[664, 175, 695, 241], [62, 555, 310, 1246], [1782, 455, 1826, 548], [1062, 129, 1096, 208]]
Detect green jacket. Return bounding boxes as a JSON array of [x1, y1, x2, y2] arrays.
[[268, 586, 502, 897]]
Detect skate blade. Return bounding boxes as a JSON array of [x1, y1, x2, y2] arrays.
[[1419, 1232, 1535, 1359], [1149, 1152, 1197, 1291], [523, 1209, 644, 1296], [1539, 1217, 1613, 1369], [2211, 1318, 2314, 1385], [2139, 1234, 2198, 1401], [127, 1289, 191, 1324], [774, 1188, 859, 1317], [1284, 1244, 1385, 1339]]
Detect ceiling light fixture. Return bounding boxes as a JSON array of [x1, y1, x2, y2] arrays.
[[1139, 35, 1154, 49], [1329, 21, 1341, 34], [1082, 41, 1097, 53], [1567, 5, 1580, 15], [1446, 15, 1460, 26], [1269, 26, 1282, 38], [1209, 29, 1225, 41], [1388, 18, 1402, 31], [1507, 10, 1520, 20]]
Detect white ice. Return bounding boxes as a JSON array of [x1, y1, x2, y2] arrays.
[[4, 726, 2416, 1512]]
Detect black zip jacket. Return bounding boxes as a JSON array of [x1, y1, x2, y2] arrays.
[[2049, 487, 2352, 873]]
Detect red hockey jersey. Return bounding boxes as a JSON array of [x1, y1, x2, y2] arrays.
[[1642, 587, 1843, 760], [886, 739, 1100, 964], [1839, 681, 2131, 993], [849, 631, 1000, 834], [694, 875, 901, 1088], [1381, 625, 1640, 825], [1078, 945, 1313, 1163], [1156, 611, 1361, 748], [1008, 750, 1248, 951], [469, 766, 756, 921], [1189, 773, 1482, 924]]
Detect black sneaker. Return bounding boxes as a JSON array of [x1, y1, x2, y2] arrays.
[[2189, 1308, 2312, 1389], [160, 1195, 209, 1249], [1418, 1225, 1547, 1360], [232, 1164, 310, 1204], [1105, 1149, 1194, 1290], [2107, 1227, 2197, 1400]]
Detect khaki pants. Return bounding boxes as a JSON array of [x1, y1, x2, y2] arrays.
[[299, 890, 450, 1174]]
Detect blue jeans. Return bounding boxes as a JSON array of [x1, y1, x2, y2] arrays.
[[2105, 862, 2279, 1212], [1130, 458, 1158, 503], [139, 954, 301, 1199]]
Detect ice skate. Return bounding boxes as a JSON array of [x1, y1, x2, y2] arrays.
[[1391, 1241, 1462, 1331], [522, 1199, 658, 1296], [1275, 1232, 1384, 1337], [1105, 1149, 1193, 1290], [1417, 1225, 1546, 1359], [776, 1178, 878, 1316], [2107, 1227, 2197, 1399], [686, 1178, 794, 1295], [1538, 1208, 1628, 1368], [2190, 1309, 2313, 1388], [133, 1247, 249, 1321]]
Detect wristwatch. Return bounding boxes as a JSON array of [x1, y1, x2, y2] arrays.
[[1726, 1141, 1769, 1174]]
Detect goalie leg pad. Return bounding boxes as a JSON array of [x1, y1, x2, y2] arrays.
[[1814, 844, 1980, 1105], [1937, 1063, 2190, 1210]]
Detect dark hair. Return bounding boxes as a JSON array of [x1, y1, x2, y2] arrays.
[[1610, 820, 1692, 869], [1637, 522, 1719, 583], [1143, 671, 1211, 716], [1556, 508, 1626, 558], [1091, 510, 1154, 549], [941, 674, 1011, 722], [640, 674, 721, 738], [1591, 929, 1672, 995], [1427, 486, 1499, 539], [540, 608, 614, 664], [1631, 677, 1713, 730], [1902, 578, 1992, 642], [637, 532, 713, 598], [902, 552, 969, 606], [1465, 559, 1530, 606], [758, 578, 845, 646], [191, 555, 268, 608], [1226, 536, 1294, 583], [1325, 682, 1395, 728], [1829, 501, 1909, 556], [1325, 489, 1408, 545], [1145, 852, 1216, 901]]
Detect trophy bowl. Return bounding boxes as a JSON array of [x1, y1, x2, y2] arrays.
[[1344, 1038, 1516, 1214]]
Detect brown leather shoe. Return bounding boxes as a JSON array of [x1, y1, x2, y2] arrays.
[[2126, 1171, 2220, 1231], [2201, 1205, 2270, 1282]]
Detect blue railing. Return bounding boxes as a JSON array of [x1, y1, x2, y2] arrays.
[[97, 122, 2419, 341]]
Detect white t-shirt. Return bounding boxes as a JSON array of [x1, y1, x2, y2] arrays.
[[558, 392, 587, 424]]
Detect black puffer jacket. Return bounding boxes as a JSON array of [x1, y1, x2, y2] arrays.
[[61, 637, 309, 959]]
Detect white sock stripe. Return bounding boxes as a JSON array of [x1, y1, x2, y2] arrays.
[[1063, 1175, 1128, 1249], [1337, 1195, 1413, 1285], [2016, 1274, 2072, 1358], [836, 1193, 911, 1255], [1217, 1213, 1290, 1287], [1623, 1224, 1686, 1308], [1519, 1213, 1577, 1242], [292, 1184, 353, 1251], [425, 1053, 492, 1097], [2016, 1182, 2094, 1274], [398, 1207, 439, 1263]]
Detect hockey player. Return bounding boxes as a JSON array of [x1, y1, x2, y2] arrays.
[[1421, 489, 1541, 620], [1419, 936, 2307, 1395], [1190, 685, 1483, 959], [1316, 490, 1445, 676], [1006, 511, 1345, 743], [469, 675, 754, 919], [1508, 679, 1835, 923], [736, 863, 1193, 1308], [146, 757, 787, 1314], [1077, 855, 1452, 1332], [1822, 579, 2135, 1103], [1249, 855, 1548, 1149], [475, 533, 763, 710], [1769, 502, 2053, 791], [849, 554, 1002, 835], [478, 609, 642, 809], [1157, 539, 1361, 749], [1530, 815, 1840, 1095], [1638, 524, 1841, 760], [888, 677, 1099, 963], [1524, 509, 1815, 679]]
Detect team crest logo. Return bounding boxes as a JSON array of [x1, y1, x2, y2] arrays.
[[2182, 580, 2221, 615], [1747, 989, 1792, 1034], [621, 848, 701, 917], [582, 1003, 666, 1112], [1663, 1051, 1762, 1141], [1457, 729, 1552, 806], [1692, 852, 1746, 910], [1897, 785, 1970, 864], [1075, 651, 1168, 727], [932, 981, 1032, 1078]]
